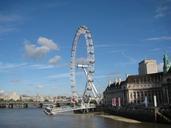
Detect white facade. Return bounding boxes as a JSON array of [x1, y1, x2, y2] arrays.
[[20, 95, 33, 101], [0, 90, 5, 99], [139, 59, 158, 75], [34, 95, 45, 102], [5, 92, 20, 101]]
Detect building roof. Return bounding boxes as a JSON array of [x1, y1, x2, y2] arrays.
[[139, 59, 157, 65], [104, 80, 126, 93], [126, 72, 163, 83]]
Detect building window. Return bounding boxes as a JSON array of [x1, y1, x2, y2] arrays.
[[130, 93, 132, 99], [134, 92, 136, 100], [155, 76, 158, 82], [144, 77, 146, 82], [167, 78, 171, 83], [145, 92, 147, 96], [148, 77, 150, 82], [141, 91, 144, 102], [152, 77, 154, 82], [137, 92, 140, 103]]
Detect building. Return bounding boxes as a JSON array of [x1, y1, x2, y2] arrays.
[[0, 90, 5, 100], [103, 80, 126, 107], [103, 72, 165, 107], [34, 94, 45, 102], [5, 92, 20, 101], [0, 91, 20, 101], [103, 54, 171, 108], [20, 95, 33, 101], [138, 59, 158, 75]]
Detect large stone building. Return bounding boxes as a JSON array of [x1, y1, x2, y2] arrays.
[[103, 54, 171, 108]]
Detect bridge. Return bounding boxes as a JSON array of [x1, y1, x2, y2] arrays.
[[0, 101, 43, 108]]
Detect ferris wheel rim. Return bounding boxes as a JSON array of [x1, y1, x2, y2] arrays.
[[70, 25, 95, 101]]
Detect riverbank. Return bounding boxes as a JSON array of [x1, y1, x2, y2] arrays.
[[102, 106, 171, 124], [98, 114, 142, 124]]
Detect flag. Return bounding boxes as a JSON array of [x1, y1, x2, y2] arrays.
[[112, 98, 116, 106]]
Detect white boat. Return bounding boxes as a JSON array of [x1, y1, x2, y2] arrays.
[[44, 106, 67, 115], [44, 106, 53, 115], [44, 104, 96, 115]]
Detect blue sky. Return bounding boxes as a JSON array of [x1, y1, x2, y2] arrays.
[[0, 0, 171, 96]]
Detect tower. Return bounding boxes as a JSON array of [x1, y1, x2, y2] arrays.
[[138, 59, 158, 75], [163, 53, 170, 73]]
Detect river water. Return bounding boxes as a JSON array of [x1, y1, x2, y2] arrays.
[[0, 109, 170, 128]]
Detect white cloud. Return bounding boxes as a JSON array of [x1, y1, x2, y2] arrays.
[[30, 64, 54, 70], [94, 74, 108, 79], [10, 79, 22, 84], [0, 14, 20, 22], [155, 6, 168, 18], [48, 72, 83, 80], [154, 0, 171, 18], [38, 36, 58, 50], [35, 84, 45, 89], [24, 37, 59, 59], [95, 44, 111, 48], [0, 62, 27, 70], [48, 73, 69, 79], [25, 44, 50, 58], [121, 52, 137, 65], [0, 25, 16, 34], [75, 57, 89, 65], [157, 63, 163, 72], [150, 48, 161, 52], [110, 50, 125, 53], [0, 89, 5, 94], [48, 55, 61, 65], [146, 36, 171, 41], [29, 63, 67, 70], [0, 14, 21, 34]]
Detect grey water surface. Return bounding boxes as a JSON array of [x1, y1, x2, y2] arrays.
[[0, 109, 170, 128]]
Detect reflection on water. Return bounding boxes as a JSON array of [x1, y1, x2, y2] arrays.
[[0, 109, 170, 128]]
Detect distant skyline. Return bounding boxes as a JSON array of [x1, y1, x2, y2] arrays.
[[0, 0, 171, 96]]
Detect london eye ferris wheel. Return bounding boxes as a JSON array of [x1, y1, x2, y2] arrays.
[[70, 26, 100, 105]]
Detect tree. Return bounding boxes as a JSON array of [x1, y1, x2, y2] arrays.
[[0, 98, 4, 102], [44, 99, 49, 102]]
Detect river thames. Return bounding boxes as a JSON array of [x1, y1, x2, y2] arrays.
[[0, 109, 170, 128]]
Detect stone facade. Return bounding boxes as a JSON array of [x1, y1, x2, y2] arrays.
[[103, 81, 126, 107], [162, 73, 171, 104], [103, 72, 171, 107], [125, 72, 163, 106]]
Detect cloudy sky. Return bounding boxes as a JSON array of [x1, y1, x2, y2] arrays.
[[0, 0, 171, 96]]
